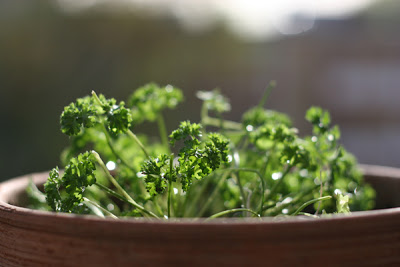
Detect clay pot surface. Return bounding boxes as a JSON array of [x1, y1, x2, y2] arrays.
[[0, 165, 399, 266]]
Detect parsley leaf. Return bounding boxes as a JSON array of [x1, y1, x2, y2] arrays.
[[60, 97, 97, 136], [129, 83, 183, 123], [44, 151, 97, 213]]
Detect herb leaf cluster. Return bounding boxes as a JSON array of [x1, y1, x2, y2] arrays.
[[33, 82, 375, 219]]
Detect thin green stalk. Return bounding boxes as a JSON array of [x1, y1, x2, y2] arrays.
[[263, 185, 319, 215], [266, 165, 292, 201], [92, 91, 135, 169], [231, 172, 247, 210], [95, 181, 160, 218], [183, 178, 211, 217], [257, 80, 276, 109], [315, 170, 323, 215], [95, 182, 129, 202], [157, 114, 170, 151], [179, 187, 191, 218], [102, 124, 135, 172], [175, 188, 185, 218], [95, 180, 158, 219], [184, 169, 226, 217], [152, 200, 164, 217], [83, 197, 118, 219], [202, 116, 242, 131], [207, 208, 259, 220], [126, 130, 150, 158], [91, 90, 104, 106], [236, 134, 249, 151], [91, 151, 158, 218], [197, 171, 230, 217], [292, 196, 332, 216], [167, 154, 174, 219], [262, 198, 294, 216], [92, 91, 150, 158], [200, 101, 241, 132], [228, 168, 266, 216], [167, 185, 172, 219]]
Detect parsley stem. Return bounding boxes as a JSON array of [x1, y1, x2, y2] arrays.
[[197, 171, 230, 217], [266, 165, 292, 201], [231, 172, 247, 211], [207, 208, 259, 220], [126, 130, 150, 158], [257, 80, 276, 109], [91, 92, 135, 170], [167, 154, 174, 219], [200, 101, 241, 131], [91, 151, 158, 218], [92, 91, 149, 158], [202, 116, 242, 131], [95, 182, 133, 205], [91, 90, 103, 105], [95, 181, 159, 218], [184, 173, 215, 217], [228, 168, 266, 216], [292, 196, 332, 216], [157, 114, 170, 152], [102, 124, 136, 172], [263, 185, 319, 215], [83, 197, 118, 219]]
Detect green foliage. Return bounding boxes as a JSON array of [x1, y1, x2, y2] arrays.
[[60, 92, 133, 139], [128, 83, 183, 123], [44, 152, 97, 213], [60, 97, 97, 136], [242, 107, 292, 129], [197, 90, 231, 114], [96, 94, 133, 137], [305, 106, 331, 134], [169, 121, 202, 146], [141, 122, 230, 194], [141, 154, 174, 196], [336, 193, 350, 213], [175, 130, 229, 191], [39, 83, 375, 219], [44, 168, 62, 211]]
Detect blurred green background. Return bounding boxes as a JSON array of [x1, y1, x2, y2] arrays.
[[1, 0, 400, 180]]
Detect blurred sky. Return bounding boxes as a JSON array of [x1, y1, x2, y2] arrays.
[[56, 0, 377, 40], [1, 0, 400, 180]]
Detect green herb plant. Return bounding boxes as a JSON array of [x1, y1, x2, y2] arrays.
[[32, 82, 375, 220]]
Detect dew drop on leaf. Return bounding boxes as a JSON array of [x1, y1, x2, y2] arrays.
[[334, 189, 342, 195], [246, 125, 254, 132], [272, 172, 282, 180], [282, 197, 292, 204], [106, 161, 116, 171]]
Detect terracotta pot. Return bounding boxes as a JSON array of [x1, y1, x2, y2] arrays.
[[0, 165, 399, 266]]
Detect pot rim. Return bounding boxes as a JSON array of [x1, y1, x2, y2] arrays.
[[1, 164, 399, 227]]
